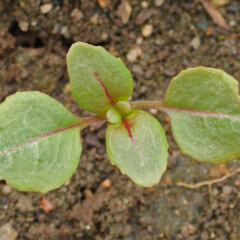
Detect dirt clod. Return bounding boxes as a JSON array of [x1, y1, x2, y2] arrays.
[[0, 223, 18, 240]]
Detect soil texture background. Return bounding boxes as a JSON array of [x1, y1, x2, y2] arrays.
[[0, 0, 240, 240]]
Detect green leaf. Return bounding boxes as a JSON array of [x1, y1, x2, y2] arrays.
[[106, 110, 169, 187], [164, 66, 240, 163], [0, 92, 82, 193], [67, 42, 133, 114]]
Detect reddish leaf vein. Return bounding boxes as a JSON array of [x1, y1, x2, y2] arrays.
[[1, 114, 106, 155], [122, 117, 138, 147], [93, 72, 115, 105]]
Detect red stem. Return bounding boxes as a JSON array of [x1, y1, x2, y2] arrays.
[[1, 114, 107, 154], [129, 101, 237, 119]]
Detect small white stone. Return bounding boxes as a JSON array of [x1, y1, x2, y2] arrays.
[[2, 185, 12, 195], [70, 8, 84, 20], [126, 46, 142, 62], [136, 37, 143, 45], [40, 4, 53, 14], [211, 0, 228, 8], [150, 109, 157, 114], [90, 13, 99, 25], [141, 1, 149, 8], [101, 32, 108, 41], [61, 26, 71, 39], [31, 21, 37, 26], [210, 232, 216, 238], [190, 36, 200, 50], [0, 223, 18, 240], [85, 224, 91, 230], [154, 0, 165, 7], [230, 20, 236, 27], [142, 24, 153, 37], [18, 21, 29, 32]]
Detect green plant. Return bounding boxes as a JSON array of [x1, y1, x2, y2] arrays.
[[1, 42, 239, 193]]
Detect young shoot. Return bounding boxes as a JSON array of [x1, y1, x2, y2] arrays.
[[0, 42, 239, 193]]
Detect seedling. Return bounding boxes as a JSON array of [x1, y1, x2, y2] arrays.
[[1, 42, 240, 193]]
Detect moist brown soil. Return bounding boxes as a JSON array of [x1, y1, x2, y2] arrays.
[[1, 1, 240, 240]]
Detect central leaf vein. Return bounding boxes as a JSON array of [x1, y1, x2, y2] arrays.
[[93, 72, 116, 105]]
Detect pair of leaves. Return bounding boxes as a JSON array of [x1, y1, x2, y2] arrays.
[[67, 42, 169, 187], [1, 42, 240, 193], [0, 42, 168, 192]]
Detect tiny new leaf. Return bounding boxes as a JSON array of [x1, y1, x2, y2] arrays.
[[67, 42, 133, 114], [164, 67, 240, 163], [106, 110, 169, 187], [0, 92, 82, 192]]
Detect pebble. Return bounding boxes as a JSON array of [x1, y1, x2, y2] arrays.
[[190, 36, 200, 50], [64, 179, 71, 186], [132, 64, 143, 75], [61, 26, 71, 39], [40, 4, 53, 14], [0, 223, 18, 240], [70, 8, 84, 20], [140, 85, 147, 93], [141, 1, 149, 8], [230, 20, 237, 27], [2, 185, 12, 195], [164, 176, 172, 187], [98, 0, 110, 9], [154, 38, 165, 46], [84, 189, 94, 199], [41, 199, 55, 213], [222, 185, 232, 194], [20, 67, 28, 79], [150, 109, 157, 114], [164, 67, 176, 77], [158, 50, 170, 60], [209, 163, 228, 178], [52, 22, 61, 34], [117, 1, 132, 24], [101, 179, 112, 188], [90, 13, 99, 25], [126, 46, 142, 62], [142, 24, 153, 37], [31, 21, 37, 27], [211, 0, 229, 8], [181, 224, 196, 237], [101, 32, 108, 41], [145, 69, 153, 79], [135, 9, 153, 25], [136, 37, 143, 45], [201, 231, 209, 240], [16, 196, 34, 212], [210, 232, 216, 238], [18, 21, 29, 32], [154, 0, 165, 7]]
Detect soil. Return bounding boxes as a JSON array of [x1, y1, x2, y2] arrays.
[[1, 0, 240, 240]]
